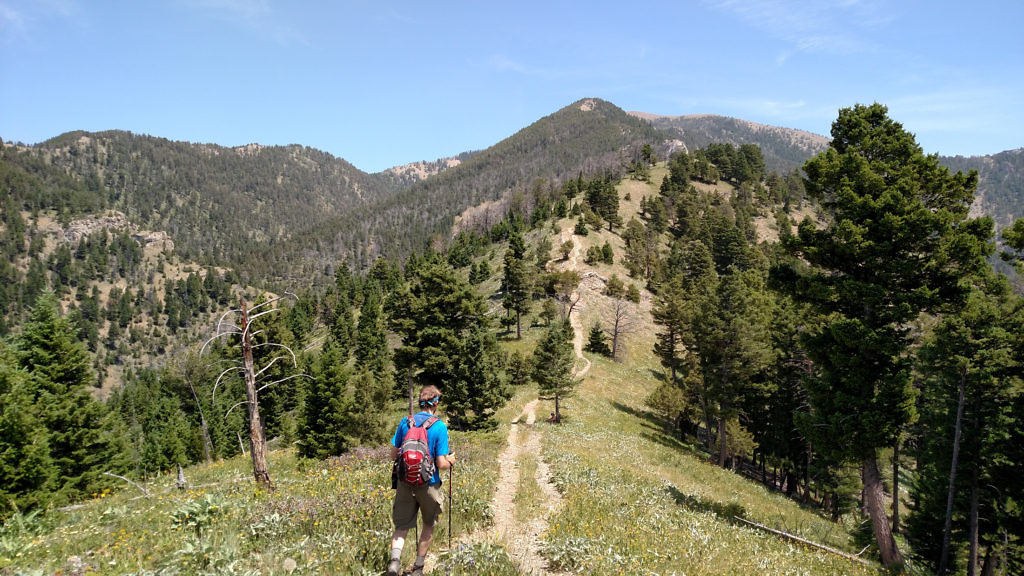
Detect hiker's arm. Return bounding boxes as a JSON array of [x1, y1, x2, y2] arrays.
[[436, 453, 456, 470]]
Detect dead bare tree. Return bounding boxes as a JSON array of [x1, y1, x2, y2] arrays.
[[176, 353, 214, 463], [553, 270, 582, 321], [609, 298, 636, 360], [202, 293, 308, 489]]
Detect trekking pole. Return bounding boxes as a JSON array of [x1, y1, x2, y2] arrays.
[[448, 463, 453, 549]]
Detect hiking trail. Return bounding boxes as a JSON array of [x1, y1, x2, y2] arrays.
[[487, 399, 566, 575], [560, 227, 591, 378], [424, 227, 593, 574]]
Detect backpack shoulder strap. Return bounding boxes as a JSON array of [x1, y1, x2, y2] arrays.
[[406, 415, 417, 428], [422, 416, 439, 429]]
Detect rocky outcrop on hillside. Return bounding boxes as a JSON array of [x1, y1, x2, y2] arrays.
[[60, 211, 174, 251], [62, 212, 135, 242]]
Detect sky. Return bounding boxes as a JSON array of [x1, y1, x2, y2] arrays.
[[1, 0, 1021, 173]]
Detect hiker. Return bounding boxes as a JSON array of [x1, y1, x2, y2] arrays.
[[387, 385, 455, 576]]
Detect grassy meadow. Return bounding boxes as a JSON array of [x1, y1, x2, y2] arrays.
[[1, 169, 886, 575]]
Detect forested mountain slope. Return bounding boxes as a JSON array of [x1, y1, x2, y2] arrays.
[[1, 132, 390, 282], [305, 98, 670, 264], [633, 112, 830, 174], [3, 103, 1021, 289], [944, 148, 1024, 227]]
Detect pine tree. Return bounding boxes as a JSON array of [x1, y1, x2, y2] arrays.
[[355, 289, 389, 378], [909, 278, 1023, 575], [299, 338, 351, 459], [501, 229, 532, 339], [389, 259, 509, 430], [584, 322, 611, 356], [13, 291, 127, 505], [692, 270, 775, 466], [532, 322, 580, 421], [776, 103, 992, 569], [0, 345, 57, 516]]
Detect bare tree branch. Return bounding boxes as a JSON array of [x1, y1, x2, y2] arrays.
[[200, 329, 240, 357], [212, 366, 245, 402], [103, 471, 150, 496], [254, 373, 314, 395], [225, 400, 250, 419], [252, 342, 298, 368], [254, 354, 291, 380]]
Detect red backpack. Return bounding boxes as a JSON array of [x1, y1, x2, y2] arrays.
[[397, 415, 439, 486]]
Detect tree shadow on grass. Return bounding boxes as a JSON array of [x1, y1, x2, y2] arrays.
[[665, 483, 746, 523], [610, 400, 663, 433]]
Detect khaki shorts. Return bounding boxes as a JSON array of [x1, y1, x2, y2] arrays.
[[392, 482, 444, 531]]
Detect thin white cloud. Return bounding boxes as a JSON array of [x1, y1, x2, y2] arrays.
[[884, 87, 1015, 133], [703, 0, 891, 59], [178, 0, 306, 46], [487, 54, 588, 81], [0, 0, 85, 43], [0, 3, 26, 31]]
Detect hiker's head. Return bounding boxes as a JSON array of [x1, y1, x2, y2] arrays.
[[419, 385, 442, 410]]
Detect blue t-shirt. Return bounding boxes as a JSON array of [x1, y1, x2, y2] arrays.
[[391, 412, 450, 485]]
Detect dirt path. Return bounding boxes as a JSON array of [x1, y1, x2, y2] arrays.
[[486, 399, 564, 575], [424, 227, 596, 574], [560, 228, 591, 378], [426, 399, 565, 574]]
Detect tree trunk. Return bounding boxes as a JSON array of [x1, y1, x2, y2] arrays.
[[701, 394, 715, 456], [186, 374, 214, 462], [554, 393, 561, 422], [717, 416, 728, 467], [784, 470, 797, 497], [198, 412, 213, 462], [862, 455, 903, 569], [968, 392, 982, 576], [979, 547, 995, 576], [240, 299, 272, 489], [892, 436, 901, 533], [938, 366, 968, 576]]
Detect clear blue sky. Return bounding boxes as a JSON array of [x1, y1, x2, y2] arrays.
[[2, 1, 1021, 173]]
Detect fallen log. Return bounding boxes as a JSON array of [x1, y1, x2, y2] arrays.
[[732, 516, 873, 567]]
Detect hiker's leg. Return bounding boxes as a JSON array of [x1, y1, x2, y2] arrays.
[[390, 529, 408, 553], [413, 484, 444, 564], [416, 523, 435, 558], [391, 482, 419, 567]]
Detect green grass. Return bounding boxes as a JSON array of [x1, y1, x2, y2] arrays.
[[536, 354, 882, 575], [0, 427, 508, 575], [3, 172, 886, 575]]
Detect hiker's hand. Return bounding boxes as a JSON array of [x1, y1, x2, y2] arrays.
[[447, 454, 456, 467]]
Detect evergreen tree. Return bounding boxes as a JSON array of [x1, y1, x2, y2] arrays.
[[531, 322, 580, 421], [12, 291, 127, 505], [0, 344, 57, 516], [501, 229, 532, 339], [909, 278, 1024, 575], [345, 368, 391, 445], [692, 270, 775, 467], [534, 236, 552, 271], [355, 289, 389, 378], [330, 292, 356, 361], [775, 103, 992, 569], [388, 260, 508, 430], [299, 338, 351, 459], [584, 322, 611, 356], [507, 350, 532, 387]]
